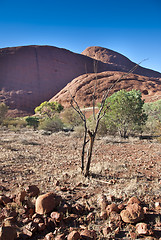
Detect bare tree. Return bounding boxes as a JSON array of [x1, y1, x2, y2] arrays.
[[70, 60, 147, 177]]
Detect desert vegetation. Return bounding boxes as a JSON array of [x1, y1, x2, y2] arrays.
[[1, 91, 161, 239]]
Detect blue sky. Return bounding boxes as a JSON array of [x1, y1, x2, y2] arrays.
[[0, 0, 161, 72]]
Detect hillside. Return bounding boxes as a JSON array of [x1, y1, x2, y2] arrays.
[[50, 71, 161, 108], [0, 45, 111, 115], [0, 45, 161, 116], [82, 46, 161, 78]]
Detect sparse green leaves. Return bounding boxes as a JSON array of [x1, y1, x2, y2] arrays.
[[103, 89, 147, 137], [34, 101, 64, 118]]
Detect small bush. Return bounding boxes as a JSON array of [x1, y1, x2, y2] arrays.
[[35, 101, 64, 118], [0, 103, 8, 124], [61, 108, 83, 128], [87, 117, 108, 136], [25, 116, 39, 130], [143, 100, 161, 135], [38, 116, 64, 132], [2, 118, 27, 129], [73, 125, 85, 138]]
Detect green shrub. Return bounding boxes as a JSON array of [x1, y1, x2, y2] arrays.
[[2, 117, 27, 129], [102, 89, 147, 138], [87, 117, 108, 136], [39, 116, 64, 132], [35, 101, 64, 118], [143, 99, 161, 135], [61, 108, 83, 128], [25, 116, 39, 130]]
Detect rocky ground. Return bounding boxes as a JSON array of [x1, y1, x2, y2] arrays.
[[0, 128, 161, 239]]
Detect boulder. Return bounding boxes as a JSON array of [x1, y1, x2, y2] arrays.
[[106, 203, 119, 215], [127, 196, 141, 205], [15, 190, 26, 204], [136, 223, 148, 235], [0, 195, 11, 205], [35, 192, 61, 214], [26, 185, 40, 197], [67, 231, 80, 240], [45, 232, 54, 240], [50, 211, 63, 222], [80, 229, 97, 240], [120, 203, 144, 223]]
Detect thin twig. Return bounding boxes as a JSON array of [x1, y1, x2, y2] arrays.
[[92, 60, 98, 120]]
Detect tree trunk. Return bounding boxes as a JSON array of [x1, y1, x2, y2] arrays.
[[81, 127, 87, 172], [85, 131, 95, 177]]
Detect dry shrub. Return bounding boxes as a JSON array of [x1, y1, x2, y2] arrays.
[[87, 117, 108, 136], [61, 108, 83, 128], [38, 116, 64, 132], [73, 125, 85, 138], [155, 122, 161, 142], [2, 118, 27, 129]]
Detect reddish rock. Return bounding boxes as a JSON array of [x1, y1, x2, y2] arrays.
[[129, 231, 137, 239], [45, 232, 54, 240], [50, 211, 63, 222], [3, 217, 16, 225], [106, 195, 115, 202], [115, 227, 120, 235], [0, 195, 11, 205], [1, 45, 160, 116], [82, 46, 161, 78], [87, 212, 95, 222], [72, 203, 85, 215], [26, 185, 40, 197], [55, 233, 66, 240], [37, 222, 46, 231], [118, 203, 125, 211], [59, 202, 71, 214], [136, 223, 148, 235], [67, 231, 80, 240], [155, 202, 161, 210], [44, 217, 55, 230], [120, 203, 144, 223], [35, 192, 61, 214], [127, 196, 141, 205], [110, 211, 122, 223], [100, 210, 107, 220], [0, 225, 17, 240], [51, 71, 161, 110], [98, 194, 107, 211], [80, 229, 97, 240], [33, 217, 44, 224], [32, 213, 43, 220], [106, 203, 119, 215], [15, 190, 26, 204], [22, 228, 33, 237], [102, 226, 111, 236], [0, 45, 110, 116], [143, 207, 149, 213], [24, 221, 37, 233]]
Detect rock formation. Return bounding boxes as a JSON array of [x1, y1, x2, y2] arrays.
[[82, 46, 161, 78], [0, 45, 161, 116], [50, 71, 161, 108], [0, 45, 111, 115]]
